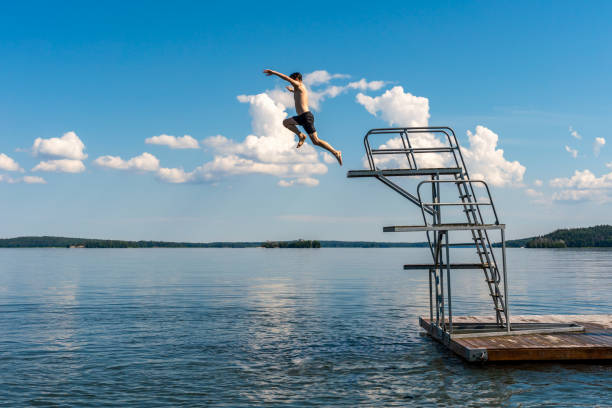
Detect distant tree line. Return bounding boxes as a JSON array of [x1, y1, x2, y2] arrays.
[[0, 236, 428, 248], [504, 225, 612, 248], [262, 240, 321, 248]]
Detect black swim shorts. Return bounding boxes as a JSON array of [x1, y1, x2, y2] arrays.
[[291, 111, 316, 134]]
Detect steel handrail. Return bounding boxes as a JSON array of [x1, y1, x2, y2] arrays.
[[416, 179, 500, 225], [363, 127, 457, 170]]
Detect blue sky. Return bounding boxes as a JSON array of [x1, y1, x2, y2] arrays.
[[1, 1, 611, 241]]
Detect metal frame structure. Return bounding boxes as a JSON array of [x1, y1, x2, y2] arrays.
[[348, 127, 582, 342]]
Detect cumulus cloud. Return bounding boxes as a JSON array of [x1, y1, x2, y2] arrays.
[[594, 137, 605, 156], [32, 131, 87, 160], [569, 126, 581, 140], [0, 153, 22, 171], [550, 169, 612, 189], [565, 145, 578, 158], [145, 134, 199, 149], [356, 86, 430, 127], [94, 152, 160, 172], [534, 179, 543, 187], [461, 126, 526, 187], [32, 159, 85, 173], [606, 162, 612, 170], [549, 168, 612, 202]]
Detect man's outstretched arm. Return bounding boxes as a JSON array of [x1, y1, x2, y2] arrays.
[[263, 69, 301, 87]]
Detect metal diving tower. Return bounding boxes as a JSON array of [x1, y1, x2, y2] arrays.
[[347, 127, 582, 344]]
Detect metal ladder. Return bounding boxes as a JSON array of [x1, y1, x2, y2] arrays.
[[348, 127, 510, 335]]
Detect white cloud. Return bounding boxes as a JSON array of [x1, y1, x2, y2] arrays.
[[549, 168, 612, 202], [569, 126, 581, 140], [534, 179, 543, 187], [0, 175, 17, 183], [550, 169, 612, 189], [0, 153, 22, 171], [94, 152, 160, 172], [145, 134, 199, 149], [461, 126, 526, 187], [277, 177, 319, 187], [594, 137, 605, 156], [565, 145, 578, 158], [606, 162, 612, 170], [32, 131, 87, 160], [303, 70, 349, 86], [23, 176, 46, 184], [157, 167, 192, 184], [347, 78, 385, 91], [552, 189, 608, 202], [356, 86, 430, 127], [32, 159, 85, 173]]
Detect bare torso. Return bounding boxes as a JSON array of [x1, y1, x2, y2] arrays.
[[293, 84, 309, 115]]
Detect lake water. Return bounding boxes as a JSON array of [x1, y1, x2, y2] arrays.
[[0, 248, 611, 406]]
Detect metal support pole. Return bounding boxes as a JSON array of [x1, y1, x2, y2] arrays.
[[429, 269, 433, 322], [445, 231, 452, 335], [501, 228, 510, 333], [438, 233, 445, 330]]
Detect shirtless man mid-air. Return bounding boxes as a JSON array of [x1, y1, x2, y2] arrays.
[[263, 69, 342, 165]]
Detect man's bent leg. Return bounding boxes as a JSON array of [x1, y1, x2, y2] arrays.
[[309, 132, 342, 165], [283, 118, 306, 148]]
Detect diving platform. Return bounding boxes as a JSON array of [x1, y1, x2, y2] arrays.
[[347, 167, 463, 178], [420, 315, 612, 362], [347, 126, 608, 362]]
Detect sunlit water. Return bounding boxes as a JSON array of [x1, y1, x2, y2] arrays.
[[0, 248, 611, 407]]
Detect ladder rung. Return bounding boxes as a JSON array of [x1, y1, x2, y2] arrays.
[[404, 263, 489, 270]]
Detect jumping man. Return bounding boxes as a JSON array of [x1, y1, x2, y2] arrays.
[[263, 69, 342, 165]]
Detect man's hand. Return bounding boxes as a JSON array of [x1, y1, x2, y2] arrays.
[[286, 86, 294, 92], [263, 69, 275, 76]]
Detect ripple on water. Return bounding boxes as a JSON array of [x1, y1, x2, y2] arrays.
[[0, 248, 611, 406]]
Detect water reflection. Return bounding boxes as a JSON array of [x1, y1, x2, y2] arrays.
[[0, 248, 610, 406]]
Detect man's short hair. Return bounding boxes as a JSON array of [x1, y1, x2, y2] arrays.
[[290, 72, 302, 81]]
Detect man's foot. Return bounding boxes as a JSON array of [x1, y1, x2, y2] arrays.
[[296, 134, 306, 149], [334, 151, 343, 166]]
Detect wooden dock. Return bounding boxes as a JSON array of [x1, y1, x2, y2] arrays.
[[420, 315, 612, 362]]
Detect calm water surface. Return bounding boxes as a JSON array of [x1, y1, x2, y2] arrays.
[[0, 248, 611, 407]]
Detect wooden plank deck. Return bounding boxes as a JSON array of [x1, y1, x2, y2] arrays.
[[420, 315, 612, 362]]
